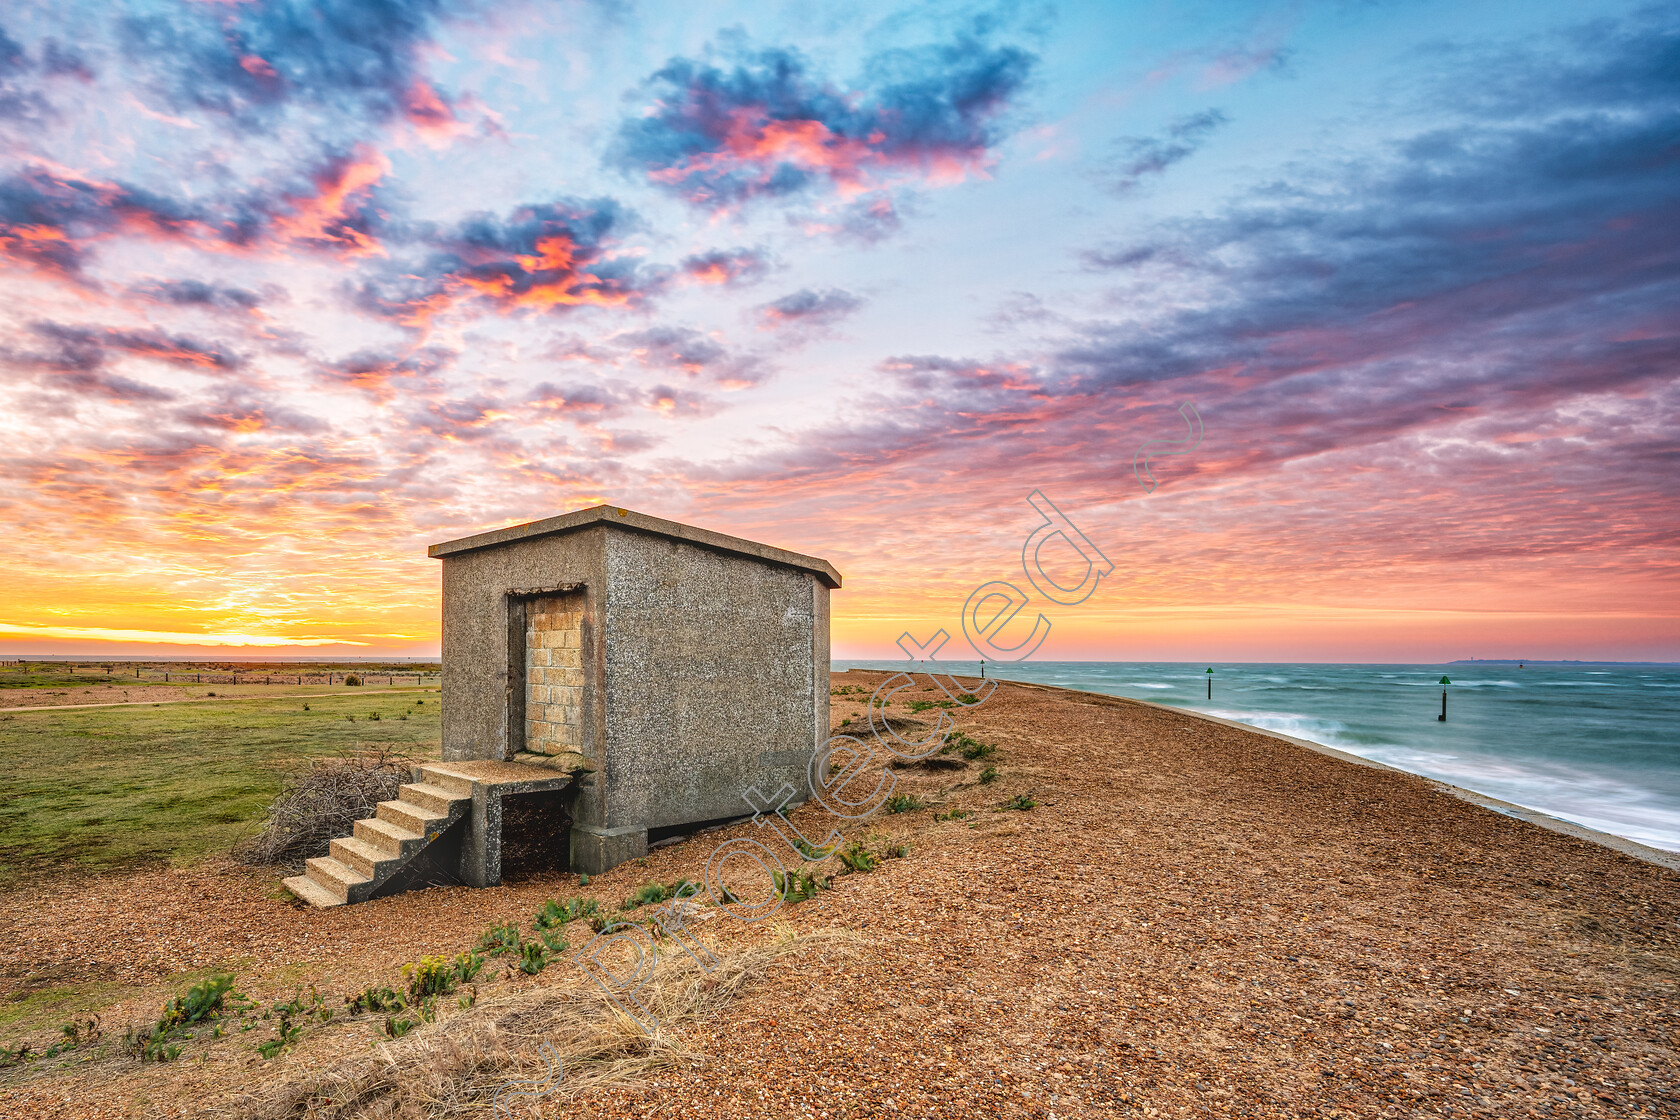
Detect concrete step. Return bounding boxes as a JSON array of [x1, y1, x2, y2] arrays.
[[418, 765, 476, 797], [354, 816, 424, 857], [330, 835, 399, 880], [377, 798, 448, 835], [282, 874, 342, 908], [305, 855, 370, 903], [400, 781, 469, 814]]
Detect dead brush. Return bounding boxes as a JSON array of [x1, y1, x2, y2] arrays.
[[236, 745, 411, 868], [235, 928, 864, 1119]]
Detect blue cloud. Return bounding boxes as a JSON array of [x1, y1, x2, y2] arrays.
[[609, 33, 1035, 215]]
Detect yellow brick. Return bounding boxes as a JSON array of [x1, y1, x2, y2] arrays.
[[552, 648, 582, 669], [556, 668, 586, 687], [528, 648, 551, 668]]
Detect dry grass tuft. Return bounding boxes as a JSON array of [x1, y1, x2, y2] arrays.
[[236, 746, 411, 868], [234, 927, 864, 1119]]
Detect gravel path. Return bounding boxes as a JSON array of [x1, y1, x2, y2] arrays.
[[2, 672, 1675, 1118]]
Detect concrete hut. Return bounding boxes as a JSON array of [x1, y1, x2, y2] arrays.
[[284, 504, 839, 908]]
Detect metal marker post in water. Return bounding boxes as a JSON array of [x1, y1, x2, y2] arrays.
[[1438, 675, 1451, 722], [1206, 666, 1213, 700]]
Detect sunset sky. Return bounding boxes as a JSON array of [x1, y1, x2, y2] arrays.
[[1, 0, 1675, 662]]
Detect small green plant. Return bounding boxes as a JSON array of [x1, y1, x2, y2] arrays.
[[624, 882, 669, 909], [476, 922, 521, 958], [162, 974, 243, 1029], [125, 974, 254, 1062], [882, 841, 911, 859], [944, 731, 994, 759], [1003, 793, 1038, 810], [979, 765, 999, 784], [452, 950, 484, 985], [622, 880, 699, 910], [577, 873, 589, 886], [457, 986, 478, 1011], [517, 939, 551, 975], [772, 867, 828, 902], [402, 956, 458, 1001], [535, 895, 602, 929], [384, 1014, 418, 1038], [884, 793, 927, 814], [346, 985, 406, 1015], [907, 698, 956, 713], [302, 703, 310, 711], [257, 1017, 303, 1059], [935, 808, 975, 822], [839, 717, 852, 727], [837, 840, 878, 874], [368, 711, 381, 721]]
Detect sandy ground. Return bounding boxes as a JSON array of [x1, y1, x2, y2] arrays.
[[1, 672, 1676, 1118]]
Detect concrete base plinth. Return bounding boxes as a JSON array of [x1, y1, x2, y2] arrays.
[[570, 823, 648, 875]]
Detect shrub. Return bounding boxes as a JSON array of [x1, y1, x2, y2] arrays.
[[345, 674, 362, 686], [238, 747, 409, 867], [884, 793, 927, 814]]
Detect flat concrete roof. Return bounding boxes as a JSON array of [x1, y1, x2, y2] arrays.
[[427, 504, 842, 589]]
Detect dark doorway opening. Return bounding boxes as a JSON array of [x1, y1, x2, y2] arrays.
[[499, 790, 575, 880]]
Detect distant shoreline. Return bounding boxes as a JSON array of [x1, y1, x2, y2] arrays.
[[1445, 659, 1680, 665], [988, 675, 1680, 874]]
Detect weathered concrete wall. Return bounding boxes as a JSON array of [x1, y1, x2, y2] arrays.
[[439, 528, 605, 763], [587, 530, 822, 837]]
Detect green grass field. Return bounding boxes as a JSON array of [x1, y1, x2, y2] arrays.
[[0, 691, 441, 888]]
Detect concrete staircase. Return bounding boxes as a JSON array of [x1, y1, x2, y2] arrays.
[[282, 764, 474, 908]]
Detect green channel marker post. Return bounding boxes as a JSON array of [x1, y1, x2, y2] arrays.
[[1438, 675, 1451, 721], [1206, 666, 1213, 700]]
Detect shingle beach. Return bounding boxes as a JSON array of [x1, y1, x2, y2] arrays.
[[3, 671, 1675, 1118]]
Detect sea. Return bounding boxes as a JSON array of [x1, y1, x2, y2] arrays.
[[833, 660, 1680, 855]]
